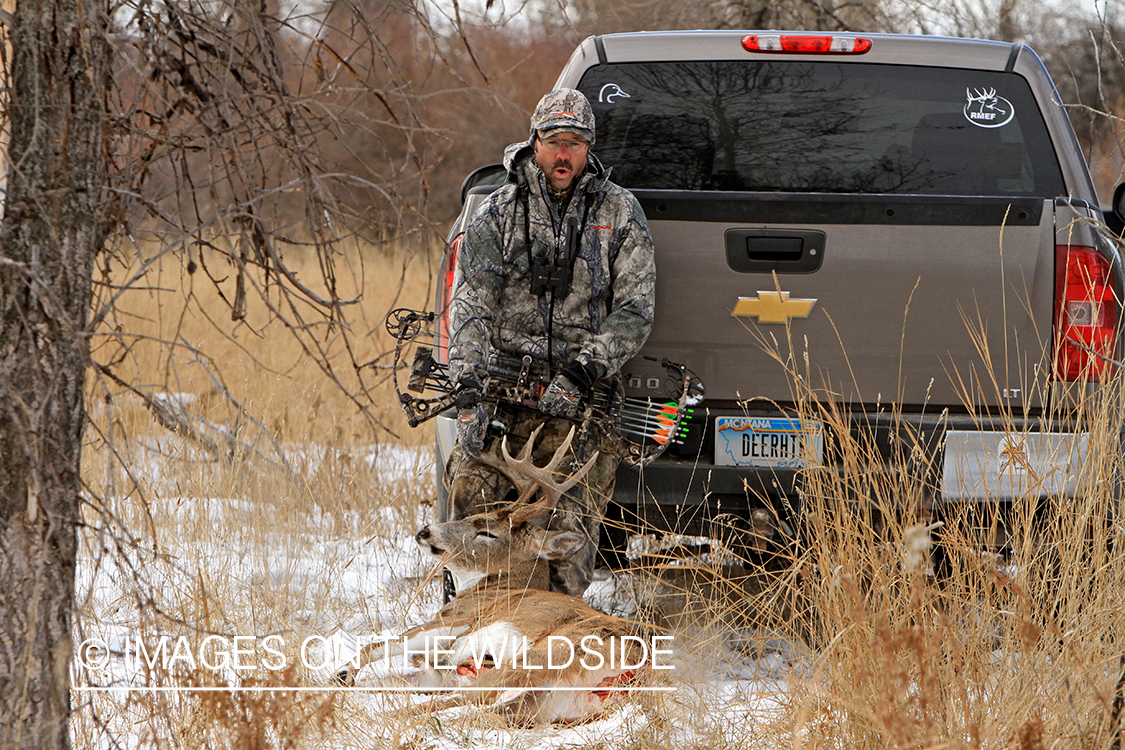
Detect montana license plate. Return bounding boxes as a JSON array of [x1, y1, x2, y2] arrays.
[[714, 416, 823, 468]]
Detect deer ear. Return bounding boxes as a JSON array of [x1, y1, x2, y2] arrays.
[[528, 529, 586, 560]]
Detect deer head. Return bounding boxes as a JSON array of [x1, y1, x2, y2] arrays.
[[416, 425, 599, 592]]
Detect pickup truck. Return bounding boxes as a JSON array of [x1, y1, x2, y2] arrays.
[[430, 30, 1125, 560]]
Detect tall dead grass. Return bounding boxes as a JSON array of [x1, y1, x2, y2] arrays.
[[723, 304, 1125, 748], [786, 388, 1125, 748], [74, 240, 443, 749]]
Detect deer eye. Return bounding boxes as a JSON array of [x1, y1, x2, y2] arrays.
[[476, 530, 499, 540]]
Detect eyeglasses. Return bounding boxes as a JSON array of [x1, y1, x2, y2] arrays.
[[539, 137, 589, 154]]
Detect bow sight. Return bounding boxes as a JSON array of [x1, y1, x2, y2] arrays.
[[384, 308, 704, 468]]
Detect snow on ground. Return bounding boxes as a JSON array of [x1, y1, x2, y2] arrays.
[[71, 434, 801, 748]]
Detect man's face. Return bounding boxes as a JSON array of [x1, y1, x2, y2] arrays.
[[534, 133, 590, 192]]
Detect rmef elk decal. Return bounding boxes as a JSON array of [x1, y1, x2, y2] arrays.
[[338, 426, 673, 723], [964, 86, 1014, 127]]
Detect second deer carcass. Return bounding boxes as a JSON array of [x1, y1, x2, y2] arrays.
[[340, 426, 671, 723]]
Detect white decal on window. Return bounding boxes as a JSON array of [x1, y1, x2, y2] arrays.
[[598, 83, 631, 104], [963, 87, 1014, 128]]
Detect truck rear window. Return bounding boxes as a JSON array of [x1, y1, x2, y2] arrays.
[[579, 62, 1065, 197]]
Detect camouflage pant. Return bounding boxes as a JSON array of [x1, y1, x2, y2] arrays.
[[444, 405, 618, 597]]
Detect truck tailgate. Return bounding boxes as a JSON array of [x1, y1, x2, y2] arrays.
[[624, 193, 1055, 410]]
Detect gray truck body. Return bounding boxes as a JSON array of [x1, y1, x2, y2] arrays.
[[434, 31, 1123, 539]]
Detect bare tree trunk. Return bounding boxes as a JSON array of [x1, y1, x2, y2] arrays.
[[0, 0, 109, 743]]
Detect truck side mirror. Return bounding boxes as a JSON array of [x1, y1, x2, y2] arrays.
[[459, 163, 506, 206], [1111, 182, 1125, 236]]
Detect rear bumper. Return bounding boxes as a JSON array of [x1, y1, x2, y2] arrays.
[[612, 409, 1092, 512], [437, 409, 1096, 524]]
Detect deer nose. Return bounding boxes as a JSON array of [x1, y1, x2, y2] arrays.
[[415, 526, 431, 543]]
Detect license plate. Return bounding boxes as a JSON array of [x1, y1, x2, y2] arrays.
[[714, 416, 823, 468]]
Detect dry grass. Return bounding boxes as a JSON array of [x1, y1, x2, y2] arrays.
[[88, 236, 438, 448], [790, 397, 1125, 749], [75, 240, 443, 749], [726, 290, 1125, 749], [71, 238, 1125, 749]]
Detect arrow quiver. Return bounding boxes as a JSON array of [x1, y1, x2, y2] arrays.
[[384, 308, 704, 468]]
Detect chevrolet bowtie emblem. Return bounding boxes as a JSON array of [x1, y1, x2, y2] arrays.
[[731, 292, 817, 324]]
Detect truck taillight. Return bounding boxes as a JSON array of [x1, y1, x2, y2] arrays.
[[436, 234, 462, 363], [741, 34, 872, 54], [1054, 244, 1118, 382]]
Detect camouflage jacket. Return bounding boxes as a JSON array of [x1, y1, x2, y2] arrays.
[[448, 139, 656, 386]]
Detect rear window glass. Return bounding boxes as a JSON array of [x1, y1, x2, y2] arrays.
[[578, 61, 1065, 197]]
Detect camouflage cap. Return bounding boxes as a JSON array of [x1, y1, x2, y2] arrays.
[[530, 88, 595, 145]]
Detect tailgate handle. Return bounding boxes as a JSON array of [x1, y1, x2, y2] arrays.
[[746, 236, 802, 261], [725, 229, 826, 274]]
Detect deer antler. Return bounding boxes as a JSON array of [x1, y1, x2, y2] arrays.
[[473, 425, 599, 521], [967, 87, 997, 103]]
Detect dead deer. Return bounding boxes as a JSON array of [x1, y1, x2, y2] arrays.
[[338, 426, 670, 723]]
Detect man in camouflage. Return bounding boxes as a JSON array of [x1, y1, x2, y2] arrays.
[[446, 88, 656, 598]]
